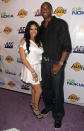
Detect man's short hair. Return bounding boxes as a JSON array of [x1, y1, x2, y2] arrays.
[[41, 2, 52, 10]]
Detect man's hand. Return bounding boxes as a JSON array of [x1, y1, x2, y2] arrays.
[[51, 64, 62, 74]]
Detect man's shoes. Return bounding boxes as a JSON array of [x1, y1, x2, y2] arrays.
[[54, 120, 62, 129], [41, 108, 50, 115]]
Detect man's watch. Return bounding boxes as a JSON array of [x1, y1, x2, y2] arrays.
[[59, 61, 63, 66]]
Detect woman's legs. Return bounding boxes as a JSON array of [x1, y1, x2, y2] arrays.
[[29, 87, 35, 108], [31, 83, 43, 118], [31, 87, 35, 103], [31, 83, 42, 108]]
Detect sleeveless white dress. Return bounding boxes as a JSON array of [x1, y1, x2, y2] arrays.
[[20, 40, 43, 85]]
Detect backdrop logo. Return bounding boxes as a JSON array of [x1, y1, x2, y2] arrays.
[[68, 94, 79, 102], [2, 0, 10, 3], [8, 81, 15, 88], [71, 62, 84, 71], [67, 79, 84, 87], [72, 46, 84, 53], [6, 56, 13, 63], [5, 69, 16, 75], [4, 26, 12, 34], [18, 27, 25, 34], [18, 9, 27, 18], [55, 7, 67, 16], [0, 81, 5, 86], [21, 84, 30, 90], [34, 7, 67, 17], [0, 12, 13, 18], [34, 9, 41, 16], [17, 58, 22, 63], [5, 42, 13, 48], [72, 7, 84, 15]]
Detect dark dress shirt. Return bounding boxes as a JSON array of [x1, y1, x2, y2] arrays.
[[40, 16, 72, 61]]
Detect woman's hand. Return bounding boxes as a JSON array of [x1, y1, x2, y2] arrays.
[[32, 72, 38, 82]]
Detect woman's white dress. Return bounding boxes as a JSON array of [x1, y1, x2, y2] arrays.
[[20, 40, 43, 85]]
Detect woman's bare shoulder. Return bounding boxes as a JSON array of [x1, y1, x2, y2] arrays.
[[20, 38, 25, 46]]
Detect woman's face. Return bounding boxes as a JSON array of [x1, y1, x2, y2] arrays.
[[30, 24, 38, 39]]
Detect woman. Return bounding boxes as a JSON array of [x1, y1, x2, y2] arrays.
[[19, 21, 43, 119]]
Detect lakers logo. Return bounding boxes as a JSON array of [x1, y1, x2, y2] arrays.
[[18, 9, 27, 18], [6, 56, 13, 63], [68, 94, 79, 102], [4, 26, 11, 34], [3, 0, 9, 3], [71, 62, 82, 71], [56, 7, 65, 16], [8, 81, 15, 88]]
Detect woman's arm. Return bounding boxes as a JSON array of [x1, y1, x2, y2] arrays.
[[19, 39, 38, 82], [19, 39, 35, 73]]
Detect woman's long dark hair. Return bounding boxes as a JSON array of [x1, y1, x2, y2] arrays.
[[24, 21, 41, 53]]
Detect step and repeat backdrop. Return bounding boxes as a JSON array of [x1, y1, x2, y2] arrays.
[[0, 0, 84, 106]]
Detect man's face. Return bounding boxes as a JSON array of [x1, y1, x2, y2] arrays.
[[41, 3, 52, 19]]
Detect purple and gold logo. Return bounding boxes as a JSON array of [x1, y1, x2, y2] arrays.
[[8, 81, 15, 88], [71, 62, 84, 71], [2, 0, 10, 3], [34, 7, 67, 17], [4, 26, 12, 34], [68, 94, 79, 102], [18, 9, 27, 18], [55, 7, 67, 16], [5, 56, 13, 63]]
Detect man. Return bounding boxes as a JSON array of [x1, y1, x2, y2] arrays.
[[40, 2, 72, 129]]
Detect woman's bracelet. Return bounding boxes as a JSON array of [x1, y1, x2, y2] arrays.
[[32, 72, 36, 75]]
